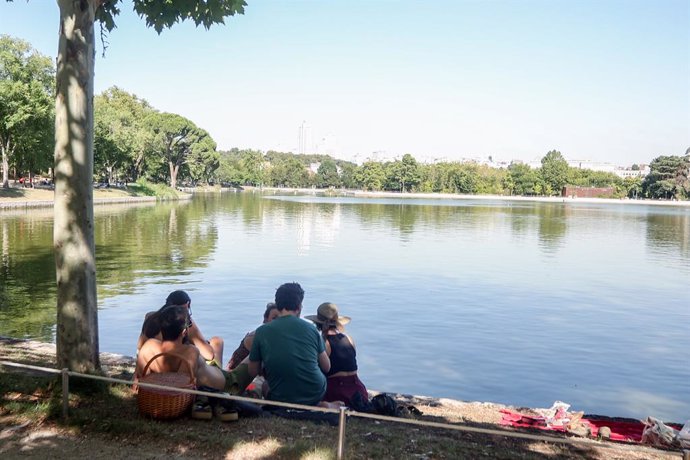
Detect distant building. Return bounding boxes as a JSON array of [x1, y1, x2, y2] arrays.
[[613, 164, 650, 179], [567, 159, 616, 173]]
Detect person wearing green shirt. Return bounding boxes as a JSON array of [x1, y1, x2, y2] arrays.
[[248, 282, 331, 406]]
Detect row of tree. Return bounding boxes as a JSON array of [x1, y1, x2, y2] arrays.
[[217, 148, 690, 200], [1, 35, 220, 190], [2, 35, 689, 201]]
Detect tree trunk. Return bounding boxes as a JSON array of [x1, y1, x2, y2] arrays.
[[169, 161, 178, 189], [54, 0, 99, 373], [1, 138, 10, 189]]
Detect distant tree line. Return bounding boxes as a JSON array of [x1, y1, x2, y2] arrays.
[[2, 34, 689, 200], [217, 149, 690, 201]]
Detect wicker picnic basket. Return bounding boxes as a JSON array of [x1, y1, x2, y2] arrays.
[[137, 352, 196, 420]]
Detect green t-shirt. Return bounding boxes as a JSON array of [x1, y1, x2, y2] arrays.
[[249, 315, 327, 405]]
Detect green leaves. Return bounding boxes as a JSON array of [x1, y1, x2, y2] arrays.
[[643, 154, 690, 200], [146, 112, 217, 188], [540, 150, 569, 196], [130, 0, 247, 33], [0, 35, 55, 186]]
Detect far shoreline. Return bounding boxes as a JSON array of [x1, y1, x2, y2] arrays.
[[2, 184, 689, 210], [252, 186, 690, 208]]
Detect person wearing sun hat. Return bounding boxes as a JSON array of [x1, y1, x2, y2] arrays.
[[305, 302, 369, 408]]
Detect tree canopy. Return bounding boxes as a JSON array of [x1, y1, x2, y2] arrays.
[[643, 154, 690, 200], [0, 35, 54, 188], [540, 150, 569, 196]]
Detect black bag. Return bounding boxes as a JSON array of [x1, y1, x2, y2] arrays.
[[371, 393, 399, 416], [371, 393, 423, 418]]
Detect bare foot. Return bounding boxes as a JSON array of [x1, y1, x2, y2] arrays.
[[318, 401, 345, 409]]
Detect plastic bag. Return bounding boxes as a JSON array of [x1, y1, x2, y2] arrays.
[[535, 401, 572, 427], [677, 420, 690, 449], [641, 416, 680, 448]]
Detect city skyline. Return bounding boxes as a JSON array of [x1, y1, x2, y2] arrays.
[[1, 1, 687, 167]]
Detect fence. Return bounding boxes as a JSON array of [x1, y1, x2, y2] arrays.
[[0, 360, 678, 459]]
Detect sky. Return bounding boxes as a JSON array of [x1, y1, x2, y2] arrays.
[[0, 0, 688, 166]]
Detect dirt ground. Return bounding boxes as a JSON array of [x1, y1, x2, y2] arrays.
[[0, 338, 683, 459]]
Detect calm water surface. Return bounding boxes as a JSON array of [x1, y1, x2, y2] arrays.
[[1, 192, 688, 421]]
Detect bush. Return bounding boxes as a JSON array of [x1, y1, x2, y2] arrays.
[[130, 179, 179, 199]]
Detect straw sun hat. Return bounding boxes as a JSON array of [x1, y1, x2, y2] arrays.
[[305, 302, 351, 327]]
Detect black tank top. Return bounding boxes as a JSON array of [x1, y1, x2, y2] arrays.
[[326, 333, 358, 376]]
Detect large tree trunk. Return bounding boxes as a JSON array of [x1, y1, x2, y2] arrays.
[[54, 0, 99, 373], [169, 161, 178, 189], [1, 138, 10, 189]]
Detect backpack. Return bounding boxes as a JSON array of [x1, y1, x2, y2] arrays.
[[371, 393, 399, 416], [371, 393, 423, 418]]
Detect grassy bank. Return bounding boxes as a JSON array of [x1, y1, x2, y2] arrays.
[[0, 180, 189, 207], [0, 338, 677, 460]]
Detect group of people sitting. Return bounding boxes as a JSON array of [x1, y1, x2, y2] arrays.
[[135, 282, 369, 420]]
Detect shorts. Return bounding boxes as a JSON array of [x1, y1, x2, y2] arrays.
[[323, 374, 368, 407]]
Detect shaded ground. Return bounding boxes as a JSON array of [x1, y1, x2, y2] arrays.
[[0, 338, 681, 459]]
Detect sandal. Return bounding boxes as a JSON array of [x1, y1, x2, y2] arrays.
[[191, 396, 213, 420]]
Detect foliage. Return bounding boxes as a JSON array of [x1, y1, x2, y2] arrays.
[[129, 178, 179, 199], [642, 154, 690, 200], [0, 35, 54, 187], [145, 112, 217, 189], [506, 163, 540, 195], [354, 161, 386, 191], [94, 86, 154, 183], [94, 87, 154, 184], [540, 150, 569, 195], [96, 0, 247, 34], [315, 157, 341, 188], [267, 156, 309, 187], [387, 154, 420, 192]]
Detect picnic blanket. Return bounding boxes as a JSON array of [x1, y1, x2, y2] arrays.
[[499, 409, 680, 443]]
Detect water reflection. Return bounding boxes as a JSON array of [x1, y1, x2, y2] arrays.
[[536, 204, 568, 255], [646, 212, 690, 269], [0, 200, 219, 340]]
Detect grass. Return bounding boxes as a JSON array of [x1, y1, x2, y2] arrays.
[[0, 180, 183, 202], [122, 179, 181, 199], [0, 340, 678, 459], [0, 371, 655, 460]]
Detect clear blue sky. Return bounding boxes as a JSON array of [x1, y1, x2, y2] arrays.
[[1, 0, 688, 166]]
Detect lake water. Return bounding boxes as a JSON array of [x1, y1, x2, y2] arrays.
[[1, 192, 688, 421]]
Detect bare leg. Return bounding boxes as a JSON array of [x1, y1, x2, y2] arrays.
[[195, 354, 226, 390], [210, 336, 224, 365]]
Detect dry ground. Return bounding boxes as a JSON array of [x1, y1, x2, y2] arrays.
[[0, 185, 137, 203], [0, 338, 681, 459]]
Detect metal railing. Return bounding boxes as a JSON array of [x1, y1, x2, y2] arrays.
[[0, 360, 678, 459]]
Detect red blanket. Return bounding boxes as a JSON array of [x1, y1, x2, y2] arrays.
[[499, 409, 658, 442]]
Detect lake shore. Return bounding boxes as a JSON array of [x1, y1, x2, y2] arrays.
[[0, 336, 682, 459], [249, 186, 690, 207], [0, 186, 192, 210], [3, 185, 689, 210]]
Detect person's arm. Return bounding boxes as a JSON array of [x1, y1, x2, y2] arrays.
[[243, 332, 255, 352], [318, 351, 331, 374], [248, 359, 261, 379], [186, 322, 215, 361], [247, 329, 262, 379], [137, 312, 156, 351]]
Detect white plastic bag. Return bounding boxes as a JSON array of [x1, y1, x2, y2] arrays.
[[677, 420, 690, 449], [535, 401, 571, 427], [641, 416, 680, 448]]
